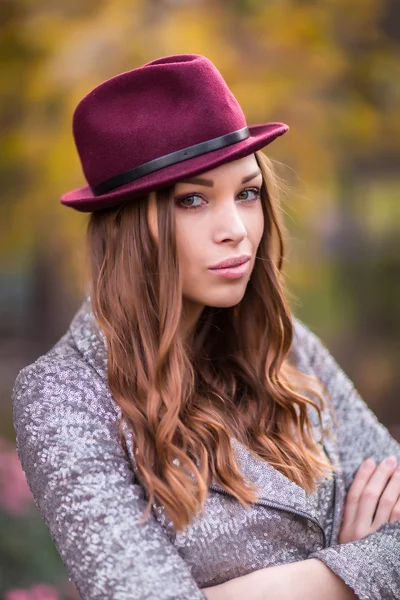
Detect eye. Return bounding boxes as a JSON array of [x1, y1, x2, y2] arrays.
[[237, 187, 261, 202], [175, 193, 204, 210], [174, 186, 261, 211]]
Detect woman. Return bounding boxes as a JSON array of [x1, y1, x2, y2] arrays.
[[12, 54, 400, 600]]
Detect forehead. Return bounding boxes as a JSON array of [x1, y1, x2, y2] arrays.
[[175, 154, 261, 187]]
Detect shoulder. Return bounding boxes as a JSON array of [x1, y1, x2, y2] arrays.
[[290, 315, 363, 423], [290, 314, 332, 374], [289, 315, 352, 418], [291, 314, 319, 346], [12, 329, 118, 439], [12, 328, 125, 508]]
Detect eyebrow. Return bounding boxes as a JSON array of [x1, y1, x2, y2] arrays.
[[179, 169, 262, 187]]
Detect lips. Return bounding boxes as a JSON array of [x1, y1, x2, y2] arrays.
[[209, 255, 251, 270]]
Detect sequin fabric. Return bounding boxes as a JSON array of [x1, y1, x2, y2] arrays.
[[12, 295, 400, 599]]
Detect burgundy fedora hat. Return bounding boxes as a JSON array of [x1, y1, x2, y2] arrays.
[[60, 54, 289, 213]]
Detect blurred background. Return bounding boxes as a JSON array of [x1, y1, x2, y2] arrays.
[[1, 0, 399, 597]]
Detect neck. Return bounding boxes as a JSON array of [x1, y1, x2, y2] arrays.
[[180, 299, 205, 344]]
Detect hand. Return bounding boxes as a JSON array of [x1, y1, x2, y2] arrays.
[[201, 588, 217, 600], [339, 455, 400, 544], [202, 559, 358, 600]]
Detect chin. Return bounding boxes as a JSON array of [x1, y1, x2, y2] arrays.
[[199, 288, 247, 308]]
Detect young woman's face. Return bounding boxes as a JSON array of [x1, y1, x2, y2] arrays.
[[148, 153, 264, 320]]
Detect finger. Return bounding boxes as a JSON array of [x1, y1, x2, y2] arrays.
[[389, 494, 400, 523], [356, 456, 398, 526], [373, 466, 400, 528], [342, 458, 376, 525]]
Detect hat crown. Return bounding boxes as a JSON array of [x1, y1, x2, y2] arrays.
[[72, 54, 247, 188]]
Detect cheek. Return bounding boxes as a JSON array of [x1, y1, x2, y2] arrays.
[[255, 206, 265, 241], [245, 205, 264, 246]]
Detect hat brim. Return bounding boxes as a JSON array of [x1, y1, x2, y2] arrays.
[[60, 122, 288, 212]]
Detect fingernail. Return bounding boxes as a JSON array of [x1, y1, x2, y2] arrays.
[[384, 456, 397, 467], [363, 458, 375, 469]]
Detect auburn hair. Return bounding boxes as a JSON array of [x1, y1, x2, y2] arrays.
[[85, 150, 337, 531]]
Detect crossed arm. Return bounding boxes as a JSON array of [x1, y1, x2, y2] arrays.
[[202, 322, 400, 600], [202, 558, 357, 600], [202, 452, 400, 600]]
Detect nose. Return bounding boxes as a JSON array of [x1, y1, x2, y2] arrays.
[[214, 202, 247, 242]]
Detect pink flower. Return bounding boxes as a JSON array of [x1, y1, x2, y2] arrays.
[[5, 584, 61, 600], [30, 584, 61, 600], [0, 437, 34, 516], [5, 590, 32, 600]]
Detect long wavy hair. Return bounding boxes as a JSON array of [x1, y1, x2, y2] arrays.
[[85, 150, 337, 531]]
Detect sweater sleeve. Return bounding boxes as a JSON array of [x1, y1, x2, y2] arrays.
[[12, 357, 207, 600], [293, 318, 400, 600]]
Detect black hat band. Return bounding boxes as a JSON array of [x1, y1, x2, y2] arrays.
[[91, 126, 250, 196]]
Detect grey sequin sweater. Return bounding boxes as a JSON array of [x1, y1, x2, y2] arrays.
[[12, 296, 400, 599]]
